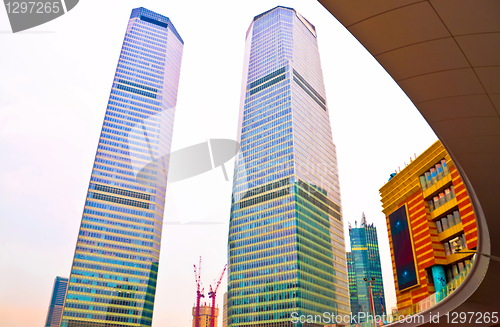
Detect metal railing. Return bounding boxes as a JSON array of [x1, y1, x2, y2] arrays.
[[384, 260, 474, 324]]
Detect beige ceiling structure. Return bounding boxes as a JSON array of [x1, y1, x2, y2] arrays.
[[317, 0, 500, 325]]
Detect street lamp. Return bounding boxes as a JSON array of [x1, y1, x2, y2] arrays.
[[364, 277, 377, 327]]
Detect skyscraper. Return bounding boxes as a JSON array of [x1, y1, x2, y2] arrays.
[[61, 7, 183, 327], [227, 6, 349, 326], [45, 276, 69, 327], [347, 214, 386, 322]]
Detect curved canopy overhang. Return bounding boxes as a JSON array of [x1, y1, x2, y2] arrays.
[[317, 0, 500, 325]]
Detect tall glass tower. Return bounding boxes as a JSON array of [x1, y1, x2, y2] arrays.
[[45, 276, 69, 327], [61, 7, 183, 327], [347, 214, 386, 321], [227, 7, 349, 326]]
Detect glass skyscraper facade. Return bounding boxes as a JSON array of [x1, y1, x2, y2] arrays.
[[61, 7, 183, 327], [45, 276, 69, 327], [227, 7, 349, 326], [347, 214, 386, 321]]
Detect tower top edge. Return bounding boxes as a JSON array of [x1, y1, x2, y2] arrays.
[[130, 7, 184, 44], [252, 6, 316, 35]]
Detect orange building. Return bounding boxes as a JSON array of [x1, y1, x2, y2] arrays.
[[192, 305, 218, 327], [380, 140, 478, 312]]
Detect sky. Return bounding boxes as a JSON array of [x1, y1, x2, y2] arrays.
[[0, 0, 439, 326]]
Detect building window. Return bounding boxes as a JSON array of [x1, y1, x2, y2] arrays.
[[427, 185, 455, 211], [420, 159, 449, 190]]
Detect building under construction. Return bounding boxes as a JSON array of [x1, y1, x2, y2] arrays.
[[193, 257, 226, 327], [192, 304, 219, 327]]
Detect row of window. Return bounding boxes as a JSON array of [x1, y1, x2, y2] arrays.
[[124, 34, 165, 55], [79, 229, 154, 248], [229, 233, 295, 258], [231, 281, 299, 298], [72, 261, 153, 278], [241, 106, 291, 135], [85, 200, 154, 218], [118, 55, 164, 77], [115, 66, 162, 86], [230, 243, 295, 266], [231, 253, 297, 273], [239, 125, 291, 155], [71, 269, 150, 285], [241, 103, 292, 134], [92, 163, 140, 180], [101, 128, 158, 151], [117, 84, 157, 99], [95, 144, 151, 163], [104, 111, 159, 134], [78, 238, 155, 257], [240, 120, 291, 149], [89, 175, 153, 196], [69, 278, 145, 293], [92, 183, 151, 201], [83, 213, 158, 234], [243, 84, 289, 117], [63, 310, 141, 323], [127, 28, 166, 48], [119, 49, 165, 69], [241, 154, 294, 183], [244, 79, 289, 111], [83, 209, 155, 228], [236, 167, 294, 193], [65, 302, 140, 316], [436, 210, 462, 233], [81, 220, 159, 242], [420, 159, 450, 190], [428, 186, 456, 211], [75, 246, 154, 263], [97, 137, 157, 160], [115, 61, 163, 87], [65, 292, 150, 308], [106, 105, 160, 129], [131, 20, 169, 42], [101, 120, 157, 141], [89, 192, 151, 210], [443, 233, 467, 256], [231, 292, 297, 310], [235, 145, 293, 181], [74, 254, 153, 270], [67, 285, 145, 299], [232, 185, 290, 212], [237, 154, 295, 186], [231, 269, 296, 288]]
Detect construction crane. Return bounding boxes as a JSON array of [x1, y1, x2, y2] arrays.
[[208, 264, 227, 327], [193, 257, 204, 327]]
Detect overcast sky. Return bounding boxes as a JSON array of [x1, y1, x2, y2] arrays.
[[0, 0, 438, 326]]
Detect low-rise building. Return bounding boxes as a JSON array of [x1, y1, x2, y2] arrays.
[[380, 140, 478, 312]]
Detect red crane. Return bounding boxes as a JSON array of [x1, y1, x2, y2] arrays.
[[208, 264, 227, 327], [193, 257, 204, 327]]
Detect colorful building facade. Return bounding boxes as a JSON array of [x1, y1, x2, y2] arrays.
[[61, 7, 183, 327], [227, 6, 349, 326], [347, 215, 386, 321], [380, 140, 478, 311]]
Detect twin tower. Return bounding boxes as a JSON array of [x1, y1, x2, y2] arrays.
[[60, 6, 349, 327]]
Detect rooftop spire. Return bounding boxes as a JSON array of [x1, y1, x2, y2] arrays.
[[361, 212, 367, 227]]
